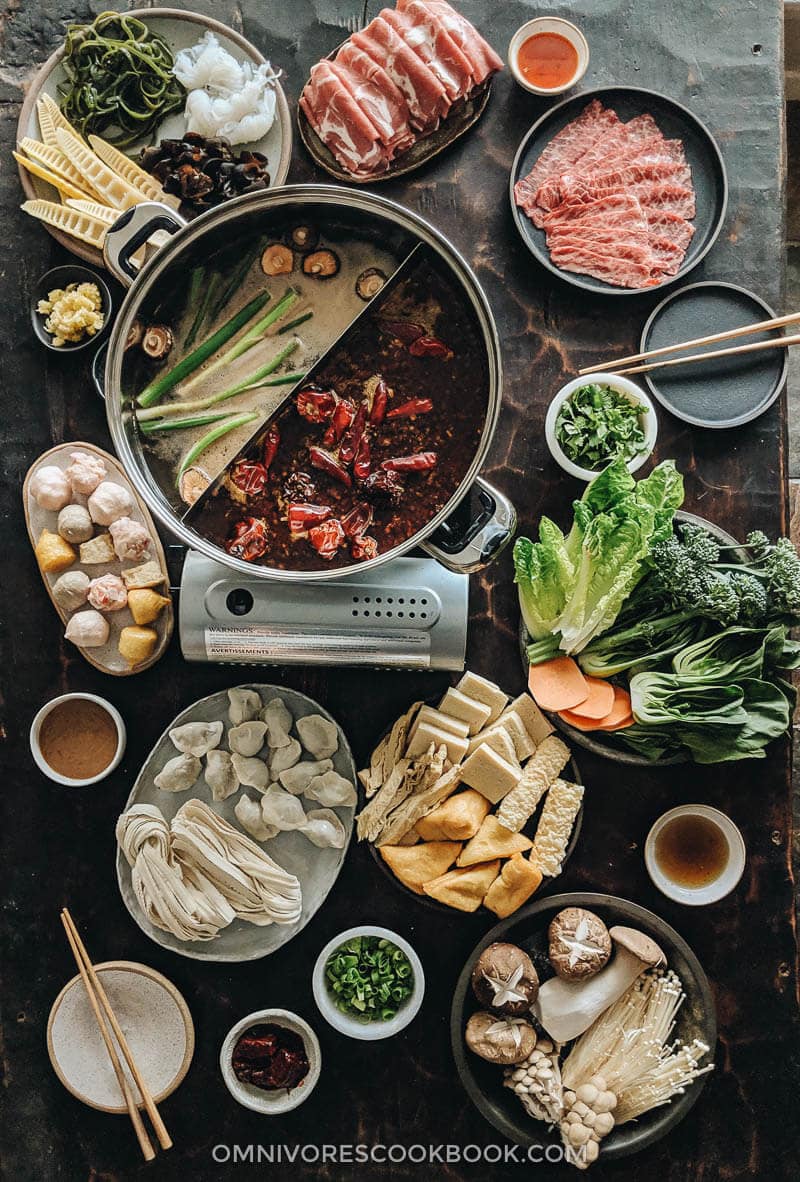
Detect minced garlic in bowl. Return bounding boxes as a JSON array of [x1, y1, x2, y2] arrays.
[[37, 282, 105, 347]]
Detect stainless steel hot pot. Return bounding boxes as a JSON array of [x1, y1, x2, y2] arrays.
[[102, 185, 514, 580]]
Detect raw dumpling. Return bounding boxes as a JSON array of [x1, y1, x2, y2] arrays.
[[259, 784, 307, 831], [64, 608, 109, 647], [205, 749, 238, 801], [169, 720, 224, 757], [228, 687, 263, 726], [279, 759, 334, 795], [88, 481, 134, 526], [301, 808, 347, 849], [108, 516, 151, 561], [31, 465, 72, 510], [231, 753, 270, 791], [52, 570, 90, 612], [57, 504, 93, 543], [234, 795, 278, 842], [228, 721, 268, 757], [296, 714, 339, 759], [269, 738, 302, 777], [154, 752, 202, 793], [262, 698, 293, 747], [304, 769, 357, 808], [66, 450, 107, 495]]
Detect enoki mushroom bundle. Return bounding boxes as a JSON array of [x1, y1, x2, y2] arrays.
[[117, 800, 302, 941]]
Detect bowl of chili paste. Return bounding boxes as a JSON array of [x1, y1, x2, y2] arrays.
[[220, 1008, 321, 1112]]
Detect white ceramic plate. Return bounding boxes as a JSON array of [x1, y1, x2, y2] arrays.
[[116, 684, 356, 962], [16, 7, 292, 265]]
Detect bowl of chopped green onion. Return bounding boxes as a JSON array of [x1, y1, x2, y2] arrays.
[[312, 926, 424, 1040], [545, 373, 657, 482]]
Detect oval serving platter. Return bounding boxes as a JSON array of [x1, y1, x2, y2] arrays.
[[23, 441, 174, 676], [16, 7, 293, 267], [509, 86, 727, 297], [451, 892, 716, 1159], [116, 685, 357, 962]]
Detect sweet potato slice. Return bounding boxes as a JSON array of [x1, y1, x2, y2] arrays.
[[559, 686, 634, 731], [565, 676, 615, 720], [527, 656, 589, 712]]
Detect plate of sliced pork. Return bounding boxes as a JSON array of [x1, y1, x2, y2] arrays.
[[298, 0, 503, 183], [510, 87, 727, 295]]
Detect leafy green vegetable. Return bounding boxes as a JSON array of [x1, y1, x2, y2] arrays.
[[555, 383, 648, 470], [324, 935, 414, 1022], [514, 518, 575, 641]]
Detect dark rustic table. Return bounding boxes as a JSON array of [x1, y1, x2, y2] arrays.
[[1, 1, 797, 1179]]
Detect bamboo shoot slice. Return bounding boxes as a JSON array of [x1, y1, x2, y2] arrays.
[[21, 200, 107, 249], [37, 94, 84, 146], [65, 199, 119, 226], [13, 152, 89, 203], [88, 135, 167, 203], [18, 137, 99, 199], [55, 129, 143, 211]]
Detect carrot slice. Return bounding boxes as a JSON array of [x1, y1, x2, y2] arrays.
[[528, 656, 589, 712], [564, 675, 615, 721], [559, 686, 635, 732]]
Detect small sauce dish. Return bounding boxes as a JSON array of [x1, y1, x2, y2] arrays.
[[508, 18, 589, 96], [545, 372, 658, 482], [220, 1009, 321, 1114], [31, 265, 112, 354], [30, 692, 125, 786], [645, 804, 746, 905]]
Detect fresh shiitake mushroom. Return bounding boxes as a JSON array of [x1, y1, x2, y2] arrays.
[[285, 224, 319, 252], [302, 248, 340, 279], [356, 267, 387, 300], [548, 908, 612, 982], [465, 1011, 537, 1065], [261, 243, 294, 276], [471, 943, 539, 1016], [141, 325, 174, 359]]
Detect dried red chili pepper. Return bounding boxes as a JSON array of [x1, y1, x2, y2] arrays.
[[386, 397, 434, 419], [369, 379, 390, 423], [341, 501, 374, 540], [230, 460, 268, 496], [353, 433, 371, 480], [408, 336, 454, 360], [381, 451, 438, 473], [226, 517, 269, 561], [339, 404, 367, 466], [351, 535, 378, 562], [296, 386, 337, 423], [380, 319, 426, 344], [308, 445, 352, 487], [308, 518, 345, 560], [361, 469, 404, 506], [287, 503, 332, 533], [323, 398, 355, 447], [263, 424, 280, 470]]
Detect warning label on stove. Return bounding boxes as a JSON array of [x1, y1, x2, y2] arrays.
[[204, 627, 431, 667]]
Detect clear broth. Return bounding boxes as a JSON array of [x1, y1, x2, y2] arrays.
[[654, 814, 730, 888]]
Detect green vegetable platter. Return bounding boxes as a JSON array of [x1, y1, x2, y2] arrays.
[[516, 458, 800, 765]]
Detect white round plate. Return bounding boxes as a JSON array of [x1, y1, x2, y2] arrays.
[[47, 960, 194, 1112], [116, 684, 356, 962], [16, 8, 292, 265]]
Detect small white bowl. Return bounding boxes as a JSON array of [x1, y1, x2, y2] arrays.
[[645, 805, 746, 906], [220, 1009, 321, 1114], [508, 18, 589, 96], [545, 372, 658, 482], [30, 692, 126, 787], [313, 925, 425, 1041]]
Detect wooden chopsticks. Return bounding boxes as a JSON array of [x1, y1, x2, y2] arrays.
[[60, 908, 172, 1161], [579, 310, 800, 376]]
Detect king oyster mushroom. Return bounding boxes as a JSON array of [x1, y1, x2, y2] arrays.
[[534, 926, 666, 1044], [465, 1011, 537, 1065], [548, 908, 612, 982], [471, 943, 539, 1016]]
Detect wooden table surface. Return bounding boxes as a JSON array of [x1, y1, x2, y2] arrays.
[[1, 2, 797, 1179]]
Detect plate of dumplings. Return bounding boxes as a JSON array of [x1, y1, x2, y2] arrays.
[[115, 684, 357, 961]]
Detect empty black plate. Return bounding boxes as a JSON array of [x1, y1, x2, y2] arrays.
[[639, 282, 787, 427], [509, 86, 727, 296]]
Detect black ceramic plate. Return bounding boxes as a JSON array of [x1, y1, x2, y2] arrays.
[[451, 893, 716, 1159], [509, 86, 727, 296], [639, 282, 787, 427]]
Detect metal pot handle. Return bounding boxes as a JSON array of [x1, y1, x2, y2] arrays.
[[103, 201, 186, 286], [420, 475, 516, 574]]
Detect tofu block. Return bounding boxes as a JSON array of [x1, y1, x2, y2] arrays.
[[455, 671, 508, 725], [459, 744, 521, 804], [498, 735, 572, 832], [438, 687, 492, 735], [405, 722, 469, 764], [408, 705, 470, 745], [79, 532, 115, 565], [466, 726, 519, 766], [122, 559, 165, 589], [501, 694, 555, 746], [483, 710, 536, 762], [35, 529, 76, 573]]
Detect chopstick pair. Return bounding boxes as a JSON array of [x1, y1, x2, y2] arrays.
[[60, 908, 172, 1162], [579, 310, 800, 377]]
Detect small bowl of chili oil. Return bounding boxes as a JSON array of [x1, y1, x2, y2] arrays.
[[508, 18, 589, 96], [220, 1009, 321, 1114]]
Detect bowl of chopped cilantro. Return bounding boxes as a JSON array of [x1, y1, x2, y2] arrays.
[[545, 373, 657, 481], [312, 926, 424, 1040]]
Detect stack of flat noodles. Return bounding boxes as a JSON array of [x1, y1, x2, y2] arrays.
[[117, 800, 302, 941]]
